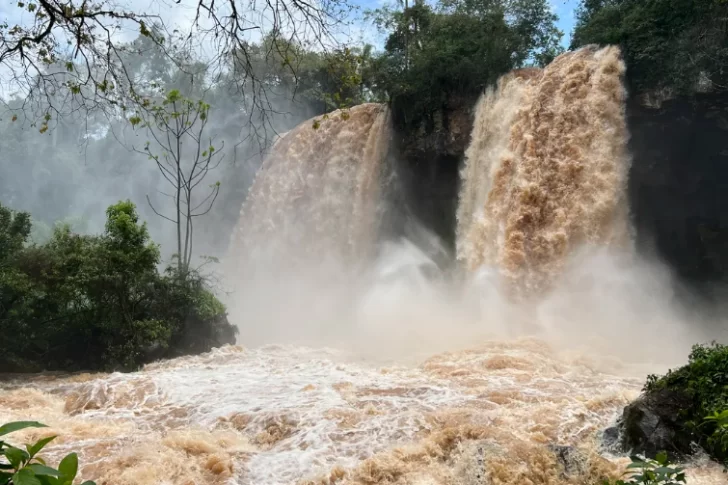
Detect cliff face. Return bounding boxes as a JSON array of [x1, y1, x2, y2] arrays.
[[393, 91, 728, 293], [628, 93, 728, 290], [391, 95, 475, 252]]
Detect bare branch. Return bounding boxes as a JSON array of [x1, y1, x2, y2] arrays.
[[145, 194, 176, 223]]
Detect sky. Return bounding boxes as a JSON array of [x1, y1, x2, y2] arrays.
[[0, 0, 580, 97], [0, 0, 581, 49], [349, 0, 580, 48]]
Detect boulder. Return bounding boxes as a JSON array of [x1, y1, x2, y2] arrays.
[[601, 426, 620, 452], [548, 445, 586, 478], [619, 388, 697, 461]]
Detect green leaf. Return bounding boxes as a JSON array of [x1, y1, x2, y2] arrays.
[[0, 422, 47, 437], [27, 436, 57, 458], [655, 451, 668, 464], [79, 481, 97, 485], [28, 464, 61, 477], [12, 469, 41, 485], [0, 471, 12, 485], [5, 446, 30, 468], [37, 476, 60, 485], [58, 453, 77, 481]]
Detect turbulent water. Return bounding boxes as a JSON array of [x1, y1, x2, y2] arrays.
[[2, 48, 726, 485], [1, 339, 724, 485], [457, 46, 632, 297], [228, 103, 391, 270]]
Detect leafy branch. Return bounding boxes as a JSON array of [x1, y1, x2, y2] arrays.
[[0, 420, 95, 485], [129, 89, 224, 275]]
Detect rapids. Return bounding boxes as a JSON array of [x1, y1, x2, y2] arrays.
[[1, 336, 725, 485]]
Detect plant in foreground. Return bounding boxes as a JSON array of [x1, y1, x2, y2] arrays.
[[604, 452, 686, 485], [703, 410, 728, 470], [0, 421, 95, 485]]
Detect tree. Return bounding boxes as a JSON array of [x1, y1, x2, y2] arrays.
[[365, 0, 562, 128], [129, 90, 223, 275], [0, 199, 236, 372], [0, 0, 354, 148], [571, 0, 728, 95], [0, 204, 31, 263]]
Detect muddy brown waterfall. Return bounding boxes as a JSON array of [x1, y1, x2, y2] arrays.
[[229, 103, 392, 272], [457, 46, 632, 296]]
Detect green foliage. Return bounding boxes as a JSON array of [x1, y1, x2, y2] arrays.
[[571, 0, 728, 95], [236, 33, 374, 116], [0, 420, 95, 485], [0, 204, 31, 263], [0, 200, 237, 372], [29, 217, 88, 245], [643, 342, 728, 462], [366, 0, 562, 130], [604, 453, 686, 485], [703, 410, 728, 468]]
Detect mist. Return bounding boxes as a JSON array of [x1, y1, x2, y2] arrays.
[[0, 52, 322, 266]]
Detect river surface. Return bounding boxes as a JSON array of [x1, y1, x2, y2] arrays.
[[1, 339, 725, 485]]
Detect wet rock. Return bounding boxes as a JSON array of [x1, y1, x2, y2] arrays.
[[619, 388, 696, 461], [548, 445, 586, 478], [601, 426, 620, 452], [64, 382, 109, 415], [452, 440, 502, 485]]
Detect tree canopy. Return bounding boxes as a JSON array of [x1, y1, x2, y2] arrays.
[[0, 0, 354, 146], [0, 200, 237, 372], [571, 0, 728, 96], [365, 0, 562, 129]]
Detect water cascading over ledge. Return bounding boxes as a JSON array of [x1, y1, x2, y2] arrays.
[[457, 46, 633, 296], [228, 103, 392, 272]]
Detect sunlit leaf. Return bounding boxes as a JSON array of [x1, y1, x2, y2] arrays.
[[58, 453, 77, 481], [12, 469, 40, 485], [28, 464, 60, 477], [26, 435, 56, 458], [0, 422, 46, 437]]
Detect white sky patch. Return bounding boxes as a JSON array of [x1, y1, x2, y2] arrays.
[[0, 0, 580, 101]]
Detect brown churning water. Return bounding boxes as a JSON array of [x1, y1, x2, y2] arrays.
[[229, 103, 391, 271], [457, 46, 632, 297]]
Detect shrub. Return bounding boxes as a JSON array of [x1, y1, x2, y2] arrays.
[[604, 452, 686, 485], [703, 410, 728, 468], [0, 200, 237, 372], [0, 420, 95, 485], [644, 342, 728, 463]]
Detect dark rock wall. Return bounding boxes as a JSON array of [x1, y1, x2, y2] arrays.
[[627, 93, 728, 290], [390, 95, 474, 253]]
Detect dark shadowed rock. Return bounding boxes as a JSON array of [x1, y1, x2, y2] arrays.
[[620, 388, 697, 461], [548, 445, 586, 478], [601, 426, 620, 452]]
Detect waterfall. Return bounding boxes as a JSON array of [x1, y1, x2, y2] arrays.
[[457, 46, 632, 296], [229, 103, 392, 272]]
